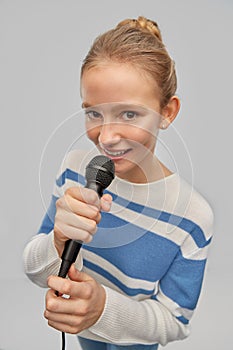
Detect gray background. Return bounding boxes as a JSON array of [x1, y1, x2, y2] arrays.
[[1, 0, 232, 349]]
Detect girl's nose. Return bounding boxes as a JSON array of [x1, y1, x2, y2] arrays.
[[98, 122, 121, 147]]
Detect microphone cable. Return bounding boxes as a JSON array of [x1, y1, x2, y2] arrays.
[[61, 331, 66, 350], [56, 242, 82, 350], [55, 289, 66, 350], [56, 240, 83, 350]]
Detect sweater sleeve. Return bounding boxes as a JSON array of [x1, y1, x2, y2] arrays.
[[80, 285, 189, 346], [23, 230, 83, 287], [23, 150, 84, 287]]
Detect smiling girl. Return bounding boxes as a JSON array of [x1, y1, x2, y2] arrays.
[[23, 16, 214, 350]]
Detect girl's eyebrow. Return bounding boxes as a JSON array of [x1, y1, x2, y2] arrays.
[[82, 102, 147, 110], [81, 102, 91, 108]]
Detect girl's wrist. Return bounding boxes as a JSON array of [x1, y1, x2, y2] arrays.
[[53, 235, 65, 257]]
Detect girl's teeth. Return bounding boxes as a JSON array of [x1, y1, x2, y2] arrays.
[[105, 149, 127, 156]]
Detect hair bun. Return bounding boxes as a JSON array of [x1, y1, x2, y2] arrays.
[[117, 16, 162, 42]]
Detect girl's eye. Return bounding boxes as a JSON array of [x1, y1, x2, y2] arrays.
[[85, 110, 102, 120], [121, 111, 138, 120]]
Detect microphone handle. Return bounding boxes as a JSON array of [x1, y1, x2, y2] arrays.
[[58, 239, 82, 278], [57, 182, 103, 278]]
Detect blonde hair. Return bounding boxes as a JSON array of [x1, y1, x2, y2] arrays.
[[81, 16, 177, 108]]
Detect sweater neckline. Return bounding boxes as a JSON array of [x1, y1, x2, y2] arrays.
[[113, 172, 179, 188], [108, 172, 181, 207]]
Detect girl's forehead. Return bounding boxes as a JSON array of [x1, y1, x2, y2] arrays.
[[81, 62, 153, 84], [81, 63, 161, 111]]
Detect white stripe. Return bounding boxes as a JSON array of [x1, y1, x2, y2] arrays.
[[83, 266, 151, 301], [157, 287, 193, 320], [83, 249, 157, 292], [181, 237, 210, 260]]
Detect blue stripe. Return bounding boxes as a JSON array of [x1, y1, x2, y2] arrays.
[[92, 211, 160, 247], [160, 250, 207, 309], [83, 230, 178, 282], [37, 195, 58, 234], [176, 315, 189, 325], [83, 259, 155, 297], [56, 169, 85, 187]]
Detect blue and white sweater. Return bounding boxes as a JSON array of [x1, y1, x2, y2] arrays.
[[23, 150, 214, 347]]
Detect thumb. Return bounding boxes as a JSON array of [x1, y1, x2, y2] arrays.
[[101, 193, 112, 212], [68, 264, 92, 282]]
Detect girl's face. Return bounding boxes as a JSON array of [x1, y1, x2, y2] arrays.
[[81, 62, 165, 183]]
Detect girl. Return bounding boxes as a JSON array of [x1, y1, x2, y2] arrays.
[[23, 16, 214, 349]]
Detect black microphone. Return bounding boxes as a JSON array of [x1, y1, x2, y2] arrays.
[[57, 155, 115, 278]]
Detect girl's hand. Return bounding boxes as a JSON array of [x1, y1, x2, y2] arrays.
[[44, 265, 106, 334], [53, 187, 112, 256]]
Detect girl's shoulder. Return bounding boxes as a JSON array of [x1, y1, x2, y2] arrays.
[[177, 175, 214, 238]]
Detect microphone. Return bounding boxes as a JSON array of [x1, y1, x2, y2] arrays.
[[57, 155, 115, 278]]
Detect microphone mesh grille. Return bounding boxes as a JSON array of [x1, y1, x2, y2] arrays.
[[85, 155, 115, 189]]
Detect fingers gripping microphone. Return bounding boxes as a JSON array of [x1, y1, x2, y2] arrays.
[[57, 155, 115, 278]]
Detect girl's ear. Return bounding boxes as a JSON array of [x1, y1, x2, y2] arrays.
[[159, 96, 180, 129]]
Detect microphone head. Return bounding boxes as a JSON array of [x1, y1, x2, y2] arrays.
[[85, 155, 115, 189]]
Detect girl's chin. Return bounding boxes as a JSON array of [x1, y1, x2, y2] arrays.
[[113, 163, 143, 182]]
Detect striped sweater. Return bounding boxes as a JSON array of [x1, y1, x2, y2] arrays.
[[23, 149, 214, 347]]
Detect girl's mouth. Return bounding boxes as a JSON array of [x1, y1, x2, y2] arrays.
[[102, 147, 131, 158]]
